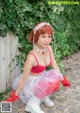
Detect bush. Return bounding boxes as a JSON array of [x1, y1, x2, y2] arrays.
[[0, 0, 80, 72]]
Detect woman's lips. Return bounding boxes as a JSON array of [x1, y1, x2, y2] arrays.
[[44, 44, 48, 46]]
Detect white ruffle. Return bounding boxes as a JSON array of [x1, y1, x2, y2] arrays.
[[12, 69, 63, 103]]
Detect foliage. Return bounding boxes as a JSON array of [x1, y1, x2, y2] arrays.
[[0, 0, 80, 72], [0, 88, 11, 101]]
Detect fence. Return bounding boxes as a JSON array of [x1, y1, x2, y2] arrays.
[[0, 32, 21, 92]]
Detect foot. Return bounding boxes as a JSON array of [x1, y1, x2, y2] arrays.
[[25, 97, 44, 113], [25, 103, 44, 113], [42, 96, 54, 107]]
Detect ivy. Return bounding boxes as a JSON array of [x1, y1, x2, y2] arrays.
[[0, 0, 80, 72]]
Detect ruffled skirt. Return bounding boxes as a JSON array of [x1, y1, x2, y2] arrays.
[[12, 69, 63, 103]]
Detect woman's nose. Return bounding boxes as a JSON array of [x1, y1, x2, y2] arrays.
[[45, 37, 49, 42]]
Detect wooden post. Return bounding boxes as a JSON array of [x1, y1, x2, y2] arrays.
[[0, 32, 21, 92]]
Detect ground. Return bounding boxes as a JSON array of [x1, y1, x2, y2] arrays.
[[1, 52, 80, 113]]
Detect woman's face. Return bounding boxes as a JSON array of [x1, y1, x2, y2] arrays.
[[36, 33, 52, 49]]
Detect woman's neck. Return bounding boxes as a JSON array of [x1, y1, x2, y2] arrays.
[[34, 44, 47, 54]]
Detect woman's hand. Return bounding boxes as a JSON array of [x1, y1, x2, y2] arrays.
[[61, 76, 70, 87], [5, 91, 19, 102]]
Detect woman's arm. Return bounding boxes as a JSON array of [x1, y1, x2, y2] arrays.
[[48, 46, 70, 87], [5, 54, 37, 102], [15, 54, 35, 95]]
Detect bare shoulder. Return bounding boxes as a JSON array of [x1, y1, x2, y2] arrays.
[[27, 50, 35, 61], [25, 50, 35, 65]]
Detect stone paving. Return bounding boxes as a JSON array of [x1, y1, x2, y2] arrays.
[[2, 52, 80, 113]]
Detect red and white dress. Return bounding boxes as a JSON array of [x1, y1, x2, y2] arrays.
[[12, 47, 64, 103]]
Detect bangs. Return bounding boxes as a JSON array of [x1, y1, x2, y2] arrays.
[[37, 25, 53, 35]]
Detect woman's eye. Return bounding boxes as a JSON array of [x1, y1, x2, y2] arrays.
[[48, 36, 51, 38], [41, 35, 52, 38], [42, 36, 45, 38]]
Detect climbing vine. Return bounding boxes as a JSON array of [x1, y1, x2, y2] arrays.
[[0, 0, 80, 72]]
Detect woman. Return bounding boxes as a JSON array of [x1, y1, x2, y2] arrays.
[[6, 22, 70, 113]]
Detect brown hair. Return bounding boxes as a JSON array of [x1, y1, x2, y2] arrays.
[[28, 22, 54, 43]]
